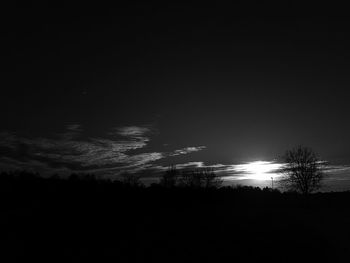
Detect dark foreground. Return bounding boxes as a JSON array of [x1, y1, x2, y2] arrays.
[[1, 173, 350, 262]]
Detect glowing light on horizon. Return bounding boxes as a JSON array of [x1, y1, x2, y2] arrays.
[[234, 161, 283, 180]]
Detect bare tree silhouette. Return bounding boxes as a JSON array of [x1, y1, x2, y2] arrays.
[[202, 167, 223, 188], [180, 168, 222, 188], [160, 165, 178, 187], [180, 169, 202, 188], [280, 146, 326, 195], [121, 172, 143, 187]]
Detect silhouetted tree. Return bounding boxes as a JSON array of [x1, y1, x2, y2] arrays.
[[180, 169, 202, 188], [121, 172, 143, 187], [279, 146, 326, 195], [179, 168, 222, 188], [84, 173, 97, 181], [160, 165, 178, 187], [201, 167, 222, 188]]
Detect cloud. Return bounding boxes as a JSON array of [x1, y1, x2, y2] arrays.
[[113, 126, 152, 138], [66, 124, 82, 131], [169, 146, 206, 156], [150, 162, 230, 174], [0, 125, 207, 177], [149, 161, 284, 181]]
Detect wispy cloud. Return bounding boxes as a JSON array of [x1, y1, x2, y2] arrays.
[[0, 125, 207, 177], [169, 146, 206, 156], [113, 126, 152, 138]]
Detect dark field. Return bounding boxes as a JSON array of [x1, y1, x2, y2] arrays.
[[1, 173, 350, 262]]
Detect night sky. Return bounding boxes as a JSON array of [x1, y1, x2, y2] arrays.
[[2, 2, 350, 190]]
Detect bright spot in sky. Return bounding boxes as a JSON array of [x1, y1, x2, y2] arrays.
[[234, 161, 283, 180]]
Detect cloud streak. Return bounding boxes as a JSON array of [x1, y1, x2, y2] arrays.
[[169, 146, 207, 156], [0, 125, 206, 177]]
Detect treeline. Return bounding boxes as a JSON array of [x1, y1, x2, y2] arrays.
[[3, 169, 350, 209], [3, 169, 350, 205], [0, 169, 286, 208], [119, 166, 224, 188], [0, 169, 271, 192]]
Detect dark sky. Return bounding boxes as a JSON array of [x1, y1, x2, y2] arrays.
[[2, 2, 350, 188]]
